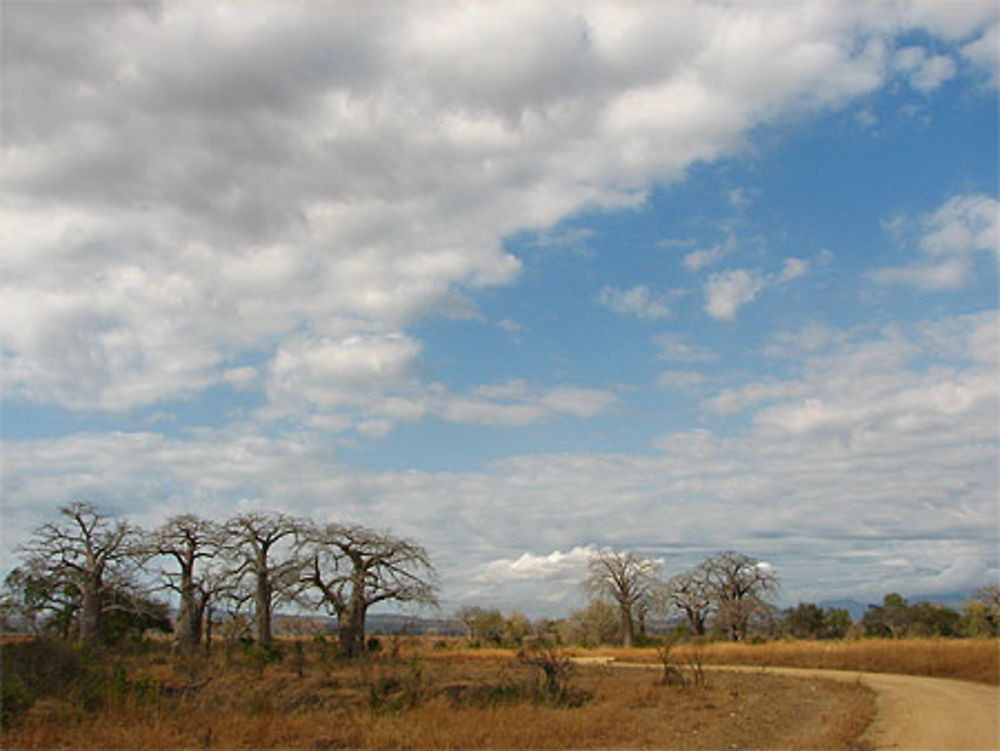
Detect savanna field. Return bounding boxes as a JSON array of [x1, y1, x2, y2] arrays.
[[2, 636, 995, 750]]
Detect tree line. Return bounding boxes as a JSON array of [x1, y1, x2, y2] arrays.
[[455, 548, 782, 648], [460, 549, 999, 648], [4, 505, 997, 656], [1, 502, 437, 658]]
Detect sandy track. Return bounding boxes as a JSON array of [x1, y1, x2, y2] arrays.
[[598, 661, 999, 750]]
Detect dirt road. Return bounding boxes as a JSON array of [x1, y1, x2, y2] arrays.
[[602, 661, 999, 750]]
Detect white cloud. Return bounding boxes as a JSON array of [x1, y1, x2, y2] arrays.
[[4, 1, 991, 417], [894, 46, 957, 92], [961, 24, 1000, 86], [704, 269, 767, 320], [683, 236, 736, 271], [438, 380, 617, 428], [653, 333, 718, 363], [597, 284, 671, 320], [475, 546, 596, 581], [777, 257, 810, 282], [657, 370, 708, 393], [871, 193, 999, 290], [702, 256, 811, 321]]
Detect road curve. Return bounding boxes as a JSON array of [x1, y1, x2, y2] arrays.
[[595, 661, 999, 750]]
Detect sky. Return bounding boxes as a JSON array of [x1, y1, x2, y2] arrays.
[[2, 1, 998, 618]]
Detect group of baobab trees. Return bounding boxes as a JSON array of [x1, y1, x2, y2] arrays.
[[5, 503, 780, 658], [585, 548, 780, 647], [4, 502, 437, 658]]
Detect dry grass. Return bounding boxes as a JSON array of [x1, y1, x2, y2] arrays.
[[2, 643, 875, 750], [553, 638, 1000, 684]]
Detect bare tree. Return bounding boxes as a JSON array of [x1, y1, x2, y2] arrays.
[[664, 566, 713, 636], [222, 511, 304, 648], [702, 551, 779, 642], [301, 523, 437, 658], [146, 514, 226, 657], [17, 502, 138, 649], [584, 548, 661, 648]]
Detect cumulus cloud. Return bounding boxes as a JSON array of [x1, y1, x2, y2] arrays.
[[871, 194, 999, 290], [702, 256, 813, 321], [893, 46, 957, 92], [961, 24, 1000, 86], [597, 284, 671, 320], [3, 1, 989, 418], [6, 306, 996, 613], [703, 269, 767, 320]]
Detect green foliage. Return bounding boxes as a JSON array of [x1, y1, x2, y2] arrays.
[[861, 593, 962, 638], [99, 588, 172, 647], [961, 585, 1000, 637], [0, 673, 35, 730], [0, 638, 160, 727], [783, 603, 853, 639]]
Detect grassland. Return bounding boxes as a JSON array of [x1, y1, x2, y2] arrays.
[[555, 637, 1000, 684], [3, 636, 993, 749]]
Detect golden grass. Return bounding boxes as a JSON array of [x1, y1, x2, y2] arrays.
[[549, 638, 1000, 685], [2, 647, 875, 750]]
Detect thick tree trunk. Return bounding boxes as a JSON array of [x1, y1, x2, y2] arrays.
[[202, 602, 214, 657], [173, 571, 200, 657], [339, 587, 367, 659], [620, 605, 634, 648], [79, 581, 101, 649], [254, 569, 272, 647]]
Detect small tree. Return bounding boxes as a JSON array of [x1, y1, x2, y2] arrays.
[[0, 567, 74, 636], [783, 603, 827, 639], [961, 584, 1000, 637], [455, 606, 505, 646], [862, 593, 911, 638], [567, 599, 622, 646], [584, 549, 661, 648]]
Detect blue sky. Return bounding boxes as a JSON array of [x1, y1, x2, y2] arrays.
[[2, 1, 998, 616]]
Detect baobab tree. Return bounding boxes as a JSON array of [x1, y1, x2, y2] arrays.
[[702, 551, 779, 641], [223, 511, 304, 649], [664, 565, 713, 636], [301, 523, 437, 658], [584, 548, 661, 648], [146, 514, 224, 657], [17, 502, 138, 649]]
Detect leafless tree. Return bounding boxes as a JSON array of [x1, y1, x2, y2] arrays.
[[17, 501, 138, 649], [301, 523, 437, 658], [222, 511, 304, 648], [584, 548, 661, 648], [145, 514, 227, 657], [701, 551, 779, 642], [664, 565, 713, 636]]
